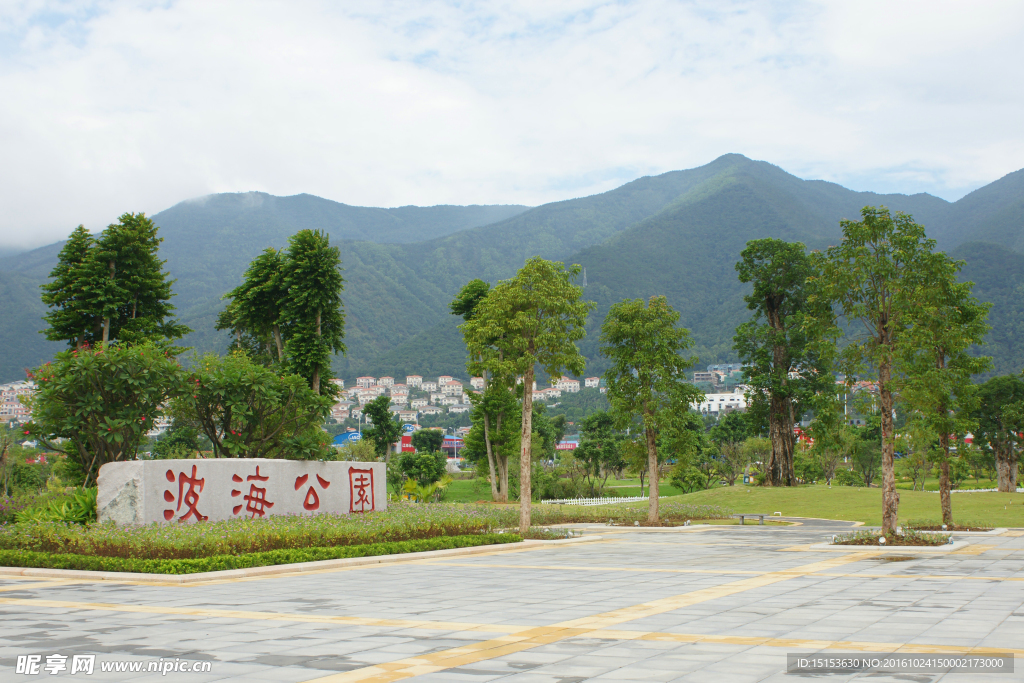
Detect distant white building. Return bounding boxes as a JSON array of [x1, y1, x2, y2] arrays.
[[378, 376, 395, 388], [328, 378, 345, 390], [406, 375, 423, 387], [390, 384, 409, 395], [390, 394, 408, 405], [438, 375, 453, 385], [398, 410, 418, 422], [441, 396, 459, 406], [421, 405, 443, 415], [470, 376, 485, 390], [0, 380, 33, 422], [330, 402, 351, 420], [441, 381, 463, 396], [421, 381, 438, 393], [554, 377, 580, 393], [430, 392, 445, 404], [585, 377, 600, 388], [448, 404, 471, 414], [356, 376, 376, 388], [410, 398, 428, 409], [693, 390, 748, 414]]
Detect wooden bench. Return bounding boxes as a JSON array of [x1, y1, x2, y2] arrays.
[[733, 513, 769, 525]]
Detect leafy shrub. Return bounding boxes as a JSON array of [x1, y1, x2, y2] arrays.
[[0, 533, 520, 575], [0, 502, 509, 559], [16, 487, 97, 524], [832, 468, 861, 486], [398, 451, 446, 485]]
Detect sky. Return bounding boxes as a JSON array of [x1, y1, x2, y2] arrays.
[[2, 0, 1023, 249]]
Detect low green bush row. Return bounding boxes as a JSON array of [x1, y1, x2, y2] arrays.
[[0, 533, 520, 575]]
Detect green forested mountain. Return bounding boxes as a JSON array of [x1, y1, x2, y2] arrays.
[[2, 154, 1023, 383], [929, 169, 1024, 252]]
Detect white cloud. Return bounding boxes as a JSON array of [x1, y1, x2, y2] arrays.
[[1, 0, 1022, 247]]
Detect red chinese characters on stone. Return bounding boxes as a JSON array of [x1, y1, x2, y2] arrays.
[[349, 467, 374, 513], [163, 465, 208, 522], [231, 465, 275, 518], [294, 473, 331, 511]]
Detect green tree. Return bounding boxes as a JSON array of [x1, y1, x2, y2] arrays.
[[810, 207, 938, 534], [41, 215, 189, 348], [218, 248, 288, 362], [460, 257, 593, 532], [411, 429, 443, 454], [281, 230, 345, 394], [709, 412, 750, 486], [24, 342, 183, 486], [397, 450, 447, 486], [734, 238, 829, 487], [92, 213, 190, 345], [172, 352, 332, 460], [898, 251, 991, 524], [807, 388, 851, 485], [601, 295, 702, 522], [973, 374, 1024, 492], [573, 410, 623, 496], [464, 384, 520, 502], [40, 225, 96, 348], [150, 421, 204, 459], [452, 278, 518, 503], [362, 395, 403, 465]]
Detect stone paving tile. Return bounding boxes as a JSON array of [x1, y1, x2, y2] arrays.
[[1, 525, 1022, 682]]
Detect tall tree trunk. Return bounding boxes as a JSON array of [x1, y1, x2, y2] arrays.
[[939, 457, 952, 527], [646, 411, 659, 523], [273, 325, 283, 361], [995, 447, 1016, 492], [312, 310, 322, 394], [103, 258, 115, 343], [519, 364, 534, 534], [879, 358, 899, 535], [497, 453, 509, 503], [936, 353, 953, 526], [785, 398, 797, 486], [767, 392, 786, 486], [483, 412, 499, 501]]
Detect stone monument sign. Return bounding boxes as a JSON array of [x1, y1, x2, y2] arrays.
[[97, 459, 386, 525]]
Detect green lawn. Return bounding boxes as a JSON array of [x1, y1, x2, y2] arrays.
[[665, 484, 1024, 527], [895, 476, 999, 491], [442, 478, 686, 503]]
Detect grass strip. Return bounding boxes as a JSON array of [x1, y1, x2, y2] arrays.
[[0, 533, 521, 575]]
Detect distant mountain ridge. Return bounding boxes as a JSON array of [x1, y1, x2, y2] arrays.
[[1, 155, 1022, 384]]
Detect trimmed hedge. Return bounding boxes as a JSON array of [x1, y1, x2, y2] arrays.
[[0, 533, 520, 575]]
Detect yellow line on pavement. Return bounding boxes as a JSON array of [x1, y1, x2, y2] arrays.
[[0, 597, 528, 634], [0, 580, 81, 592], [299, 552, 880, 683], [952, 544, 995, 555], [424, 561, 1024, 582], [422, 561, 767, 575]]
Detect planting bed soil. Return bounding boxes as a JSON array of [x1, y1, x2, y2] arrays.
[[910, 524, 993, 532], [833, 529, 951, 546]]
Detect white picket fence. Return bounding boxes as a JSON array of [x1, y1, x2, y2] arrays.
[[541, 495, 665, 506]]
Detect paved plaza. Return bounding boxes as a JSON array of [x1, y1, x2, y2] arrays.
[[1, 519, 1022, 682]]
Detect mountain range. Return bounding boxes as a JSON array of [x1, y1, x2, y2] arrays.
[[2, 154, 1022, 384]]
